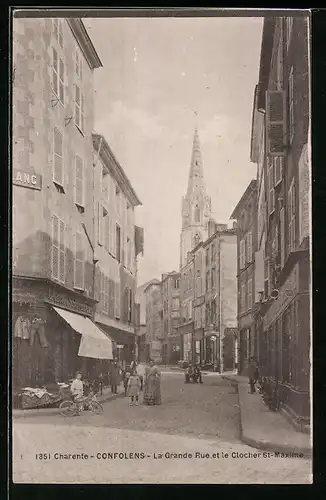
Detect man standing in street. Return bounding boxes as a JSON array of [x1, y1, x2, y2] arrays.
[[248, 357, 259, 394], [109, 361, 118, 394]]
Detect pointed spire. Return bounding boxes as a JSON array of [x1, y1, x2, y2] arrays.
[[187, 127, 205, 196]]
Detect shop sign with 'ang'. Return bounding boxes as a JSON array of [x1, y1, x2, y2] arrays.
[[13, 169, 42, 190]]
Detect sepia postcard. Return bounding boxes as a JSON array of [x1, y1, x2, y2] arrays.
[[11, 8, 312, 484]]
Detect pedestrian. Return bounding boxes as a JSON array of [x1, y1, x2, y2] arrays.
[[194, 364, 203, 384], [127, 369, 141, 406], [123, 368, 131, 396], [109, 361, 118, 394], [248, 356, 259, 394], [143, 359, 162, 405], [70, 371, 84, 415]]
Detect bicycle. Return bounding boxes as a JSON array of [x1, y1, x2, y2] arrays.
[[59, 392, 103, 417]]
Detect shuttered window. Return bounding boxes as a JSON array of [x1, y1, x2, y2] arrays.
[[288, 179, 296, 253], [52, 215, 65, 283], [109, 279, 115, 317], [241, 283, 246, 312], [52, 47, 64, 104], [75, 84, 85, 133], [280, 207, 285, 268], [265, 90, 287, 156], [53, 18, 63, 48], [246, 232, 253, 263], [289, 66, 294, 143], [114, 282, 120, 318], [75, 48, 83, 80], [116, 224, 121, 263], [268, 159, 275, 214], [53, 127, 64, 186], [74, 230, 85, 290], [240, 239, 245, 269], [247, 278, 253, 309], [274, 157, 283, 186], [75, 155, 84, 207]]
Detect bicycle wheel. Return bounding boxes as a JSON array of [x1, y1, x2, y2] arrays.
[[59, 400, 76, 417], [89, 400, 103, 415]]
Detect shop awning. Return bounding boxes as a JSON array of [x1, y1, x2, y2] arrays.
[[53, 306, 113, 360]]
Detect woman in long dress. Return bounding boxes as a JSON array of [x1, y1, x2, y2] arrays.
[[143, 360, 161, 405]]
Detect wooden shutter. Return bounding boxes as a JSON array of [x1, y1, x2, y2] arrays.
[[114, 282, 120, 318], [247, 232, 252, 263], [74, 231, 84, 290], [53, 127, 63, 186], [75, 84, 81, 128], [59, 57, 64, 103], [265, 90, 287, 156], [52, 48, 58, 96], [81, 92, 85, 133], [98, 203, 104, 245], [58, 19, 63, 48], [274, 157, 283, 186], [104, 214, 110, 251], [75, 155, 84, 206], [59, 219, 65, 283], [104, 276, 109, 314], [109, 279, 114, 317], [52, 215, 59, 279]]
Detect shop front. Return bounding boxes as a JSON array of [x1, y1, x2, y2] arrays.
[[193, 328, 204, 365], [177, 321, 194, 363], [12, 277, 114, 407], [95, 318, 136, 369], [262, 257, 310, 431], [204, 326, 220, 370]]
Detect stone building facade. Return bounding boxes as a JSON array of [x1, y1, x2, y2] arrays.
[[144, 280, 163, 363], [161, 271, 181, 364]]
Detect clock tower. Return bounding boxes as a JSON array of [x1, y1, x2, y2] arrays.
[[180, 128, 211, 269]]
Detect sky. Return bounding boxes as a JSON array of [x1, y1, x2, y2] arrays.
[[84, 16, 263, 286]]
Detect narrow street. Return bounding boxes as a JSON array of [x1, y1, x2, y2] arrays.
[[13, 371, 311, 484]]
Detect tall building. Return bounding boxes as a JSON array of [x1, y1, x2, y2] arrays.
[[180, 129, 211, 269], [161, 271, 181, 364], [250, 16, 311, 431], [12, 17, 113, 389], [92, 133, 142, 367], [144, 280, 163, 363], [230, 180, 257, 375]]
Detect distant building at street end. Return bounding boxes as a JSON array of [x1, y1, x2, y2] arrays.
[[230, 180, 257, 375], [250, 16, 311, 432], [143, 279, 163, 363], [161, 271, 181, 364]]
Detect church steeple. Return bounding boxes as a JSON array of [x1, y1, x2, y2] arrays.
[[180, 128, 212, 269], [187, 128, 206, 196]]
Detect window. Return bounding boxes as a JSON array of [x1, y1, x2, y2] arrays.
[[75, 48, 83, 80], [194, 205, 200, 223], [276, 22, 284, 90], [205, 303, 210, 326], [211, 300, 216, 324], [74, 230, 85, 290], [74, 155, 84, 208], [247, 278, 253, 310], [288, 179, 296, 253], [280, 207, 285, 268], [174, 279, 180, 289], [286, 17, 293, 51], [116, 224, 121, 263], [274, 157, 283, 186], [114, 282, 120, 318], [246, 232, 253, 263], [104, 213, 110, 252], [265, 90, 287, 156], [289, 66, 294, 143], [53, 127, 64, 187], [53, 18, 63, 49], [241, 283, 246, 312], [206, 248, 209, 266], [206, 270, 210, 292], [98, 204, 108, 246], [211, 242, 216, 261], [211, 267, 216, 289], [52, 215, 65, 283], [101, 168, 110, 199], [52, 47, 64, 104], [75, 84, 85, 134], [173, 297, 180, 310], [127, 237, 131, 269], [268, 159, 275, 214], [240, 239, 246, 269]]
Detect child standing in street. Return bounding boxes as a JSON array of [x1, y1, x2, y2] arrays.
[[127, 369, 141, 406]]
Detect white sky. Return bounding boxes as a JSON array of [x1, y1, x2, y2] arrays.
[[84, 17, 263, 286]]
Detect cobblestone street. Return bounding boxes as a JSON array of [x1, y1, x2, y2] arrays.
[[13, 371, 312, 484]]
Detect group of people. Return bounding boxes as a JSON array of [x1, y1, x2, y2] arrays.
[[70, 359, 162, 412], [184, 364, 203, 384]]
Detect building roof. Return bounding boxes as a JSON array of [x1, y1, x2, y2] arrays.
[[230, 180, 257, 219], [67, 19, 103, 69], [256, 17, 276, 112], [202, 228, 237, 248], [93, 133, 142, 207], [143, 279, 162, 293]]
